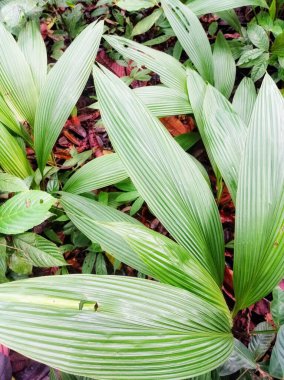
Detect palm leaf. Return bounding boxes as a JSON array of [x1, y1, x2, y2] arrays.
[[93, 65, 224, 285], [185, 0, 268, 14], [0, 275, 233, 379], [232, 77, 257, 125], [233, 74, 284, 312], [34, 20, 104, 172]]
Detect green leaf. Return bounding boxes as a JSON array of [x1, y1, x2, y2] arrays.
[[63, 154, 128, 194], [238, 48, 264, 66], [34, 20, 104, 172], [132, 8, 163, 36], [116, 0, 157, 11], [161, 0, 214, 83], [232, 77, 257, 125], [0, 21, 38, 125], [0, 237, 7, 283], [133, 85, 192, 116], [250, 52, 269, 82], [0, 275, 233, 379], [18, 19, 47, 95], [247, 24, 269, 51], [9, 253, 32, 275], [271, 31, 284, 57], [185, 0, 268, 15], [174, 132, 200, 151], [13, 233, 66, 267], [271, 286, 284, 326], [104, 35, 187, 92], [0, 94, 22, 136], [216, 10, 241, 32], [269, 325, 284, 379], [213, 31, 236, 98], [233, 74, 284, 312], [0, 123, 33, 178], [248, 322, 275, 360], [0, 191, 55, 235], [203, 85, 247, 203], [130, 196, 144, 215], [0, 173, 30, 193], [93, 66, 225, 285]]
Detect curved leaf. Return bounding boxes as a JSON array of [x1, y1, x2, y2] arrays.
[[271, 286, 284, 327], [232, 77, 256, 125], [0, 275, 234, 379], [0, 95, 22, 136], [248, 322, 275, 360], [185, 0, 268, 15], [34, 20, 104, 172], [0, 173, 29, 193], [0, 191, 55, 234]]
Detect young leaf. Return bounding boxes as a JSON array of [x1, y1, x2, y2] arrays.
[[0, 275, 234, 379], [93, 66, 225, 285], [0, 123, 33, 179], [185, 0, 268, 15], [63, 153, 128, 195], [18, 19, 47, 95], [13, 233, 66, 267], [34, 20, 104, 172], [213, 31, 236, 98], [0, 191, 55, 234], [233, 75, 284, 312], [104, 35, 187, 92], [161, 0, 214, 83], [131, 8, 163, 36], [232, 77, 256, 125], [0, 21, 38, 125]]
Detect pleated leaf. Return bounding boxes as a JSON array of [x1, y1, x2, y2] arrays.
[[203, 85, 247, 203], [18, 19, 47, 95], [93, 66, 224, 285], [232, 77, 257, 125], [0, 95, 22, 136], [63, 153, 128, 194], [0, 22, 38, 125], [34, 20, 104, 172], [13, 233, 67, 267], [162, 0, 214, 83], [213, 31, 236, 99], [0, 123, 33, 178], [233, 74, 284, 312], [0, 191, 55, 234], [0, 275, 234, 379], [269, 325, 284, 379], [0, 173, 30, 193], [104, 35, 187, 92], [185, 0, 268, 15], [248, 322, 275, 360]]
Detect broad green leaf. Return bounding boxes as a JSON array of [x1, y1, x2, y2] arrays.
[[247, 24, 269, 51], [250, 52, 269, 82], [63, 154, 128, 194], [0, 275, 234, 379], [232, 77, 256, 125], [133, 86, 192, 116], [0, 173, 30, 193], [269, 325, 284, 379], [271, 30, 284, 57], [271, 286, 284, 326], [238, 48, 264, 66], [233, 74, 284, 312], [9, 252, 32, 275], [213, 31, 236, 98], [248, 322, 275, 360], [0, 123, 33, 178], [13, 233, 67, 267], [132, 8, 163, 36], [0, 95, 22, 136], [0, 237, 7, 283], [162, 0, 214, 83], [174, 132, 200, 151], [116, 0, 157, 11], [185, 0, 268, 15], [219, 339, 257, 376], [0, 21, 38, 125], [34, 20, 104, 172], [203, 85, 247, 203], [18, 19, 47, 95], [0, 191, 55, 235], [93, 66, 225, 285], [104, 35, 187, 92]]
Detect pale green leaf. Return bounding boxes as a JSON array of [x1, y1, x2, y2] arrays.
[[185, 0, 268, 15], [116, 0, 157, 11], [247, 24, 269, 51], [0, 21, 38, 125], [271, 286, 284, 326], [0, 123, 33, 178], [232, 77, 256, 125], [0, 191, 55, 234], [250, 53, 269, 82], [63, 153, 128, 194], [162, 0, 214, 83], [0, 275, 234, 379], [104, 35, 187, 92], [248, 322, 275, 360], [18, 19, 47, 95], [13, 233, 67, 267], [213, 31, 236, 98], [93, 66, 225, 285], [0, 237, 7, 283], [0, 173, 30, 193], [271, 31, 284, 57], [233, 74, 284, 312], [269, 325, 284, 379], [0, 94, 22, 136], [132, 8, 163, 36], [34, 20, 104, 172]]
